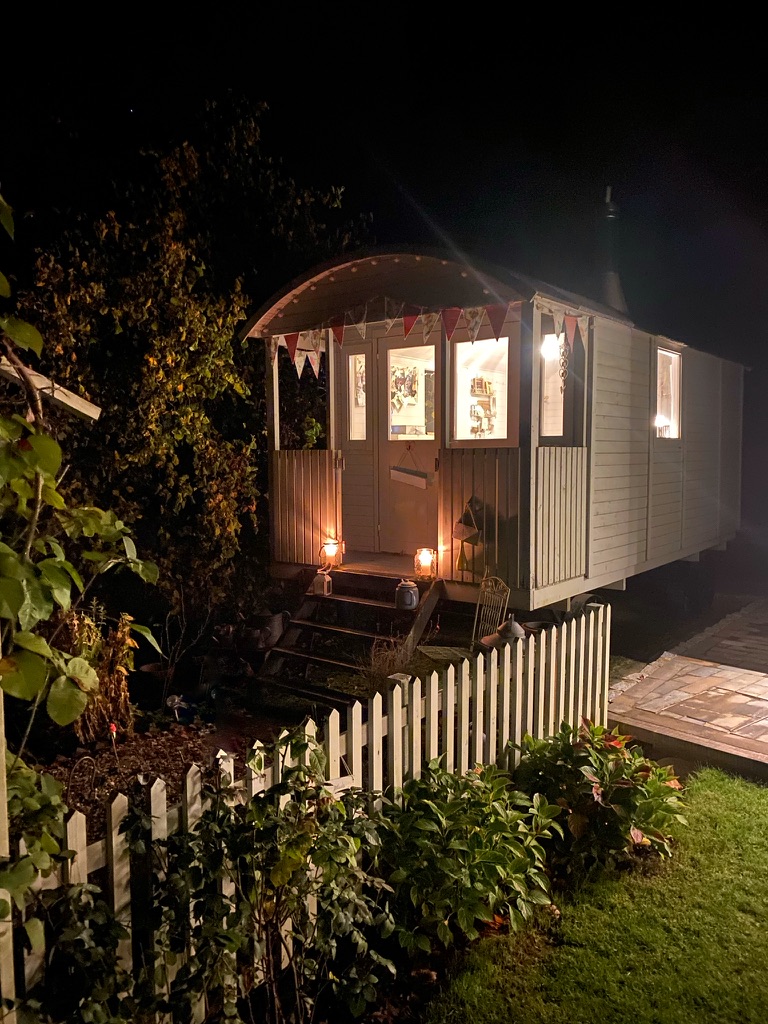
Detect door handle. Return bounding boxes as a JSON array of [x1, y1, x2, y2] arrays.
[[434, 458, 440, 472]]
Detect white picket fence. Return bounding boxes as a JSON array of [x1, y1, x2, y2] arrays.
[[0, 603, 610, 1022]]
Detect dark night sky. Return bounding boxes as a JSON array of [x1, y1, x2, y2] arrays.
[[4, 24, 768, 530]]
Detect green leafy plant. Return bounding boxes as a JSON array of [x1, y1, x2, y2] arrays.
[[18, 883, 131, 1024], [511, 719, 688, 883], [374, 758, 562, 952], [133, 729, 394, 1024]]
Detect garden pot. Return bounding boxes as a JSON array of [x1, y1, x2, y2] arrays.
[[238, 610, 290, 653]]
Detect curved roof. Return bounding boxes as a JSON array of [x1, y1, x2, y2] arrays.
[[241, 246, 634, 340]]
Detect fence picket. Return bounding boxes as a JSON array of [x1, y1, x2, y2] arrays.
[[368, 692, 383, 807], [387, 685, 403, 795], [0, 885, 15, 1024], [457, 661, 471, 775], [471, 654, 484, 767], [106, 793, 132, 972], [498, 644, 512, 766], [584, 608, 596, 725], [484, 647, 499, 765], [599, 603, 611, 726], [346, 703, 363, 788], [408, 678, 422, 780], [442, 664, 456, 773], [425, 671, 439, 762]]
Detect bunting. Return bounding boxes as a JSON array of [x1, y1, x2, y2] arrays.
[[309, 328, 325, 353], [463, 306, 485, 344], [294, 351, 307, 377], [422, 311, 441, 343], [442, 307, 462, 341], [347, 304, 367, 341], [330, 321, 345, 347], [403, 313, 420, 340], [485, 304, 508, 341], [552, 309, 565, 339], [384, 297, 404, 334], [307, 351, 321, 377], [563, 315, 578, 352], [578, 315, 590, 345], [284, 333, 299, 363]]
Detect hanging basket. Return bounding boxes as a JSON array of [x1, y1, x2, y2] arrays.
[[452, 500, 481, 545]]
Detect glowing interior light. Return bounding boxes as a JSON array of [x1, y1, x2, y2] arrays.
[[654, 414, 670, 428], [541, 333, 563, 360], [414, 547, 437, 578], [322, 539, 339, 560]]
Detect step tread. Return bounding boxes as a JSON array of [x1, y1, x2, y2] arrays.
[[266, 646, 361, 670], [289, 618, 382, 639]]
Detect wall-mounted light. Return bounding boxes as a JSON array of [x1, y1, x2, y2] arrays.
[[414, 547, 438, 579]]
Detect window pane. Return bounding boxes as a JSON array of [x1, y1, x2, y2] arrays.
[[656, 349, 681, 438], [453, 337, 508, 441], [348, 354, 366, 440], [540, 333, 564, 437], [389, 346, 435, 440]]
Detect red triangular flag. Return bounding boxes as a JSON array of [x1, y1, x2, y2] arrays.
[[485, 304, 508, 341], [564, 315, 578, 352], [330, 322, 345, 347], [442, 307, 462, 341], [403, 313, 420, 340], [284, 333, 299, 362]]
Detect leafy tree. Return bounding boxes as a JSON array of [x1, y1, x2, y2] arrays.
[[17, 94, 371, 621]]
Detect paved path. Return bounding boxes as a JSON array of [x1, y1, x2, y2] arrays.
[[608, 598, 768, 780]]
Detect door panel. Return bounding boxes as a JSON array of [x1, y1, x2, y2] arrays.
[[339, 328, 440, 555], [377, 335, 438, 554]]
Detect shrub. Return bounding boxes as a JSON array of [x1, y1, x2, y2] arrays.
[[374, 758, 562, 952], [511, 720, 687, 883]]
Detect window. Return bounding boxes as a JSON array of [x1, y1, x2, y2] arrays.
[[388, 345, 435, 440], [540, 332, 565, 437], [656, 348, 681, 438], [347, 353, 366, 440], [452, 337, 508, 441]]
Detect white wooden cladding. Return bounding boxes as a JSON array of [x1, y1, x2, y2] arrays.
[[0, 606, 609, 1018], [534, 447, 587, 587], [270, 450, 341, 566], [438, 447, 521, 586]]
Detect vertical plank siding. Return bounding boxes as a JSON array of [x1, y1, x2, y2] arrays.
[[2, 608, 608, 1017], [589, 324, 652, 578], [270, 450, 341, 566], [534, 447, 587, 586], [438, 447, 521, 586]]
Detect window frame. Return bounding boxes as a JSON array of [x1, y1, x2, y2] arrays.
[[654, 345, 682, 440]]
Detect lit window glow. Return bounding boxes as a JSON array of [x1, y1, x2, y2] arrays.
[[452, 337, 508, 441], [656, 349, 681, 438]]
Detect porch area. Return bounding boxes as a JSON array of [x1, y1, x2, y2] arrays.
[[269, 445, 588, 603]]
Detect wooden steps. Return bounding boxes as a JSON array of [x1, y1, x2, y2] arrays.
[[249, 573, 445, 715]]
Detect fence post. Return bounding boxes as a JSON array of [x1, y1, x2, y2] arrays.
[[457, 660, 471, 775]]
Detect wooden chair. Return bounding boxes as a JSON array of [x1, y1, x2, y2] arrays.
[[471, 574, 510, 652]]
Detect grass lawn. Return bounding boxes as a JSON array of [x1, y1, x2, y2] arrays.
[[424, 768, 768, 1024]]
